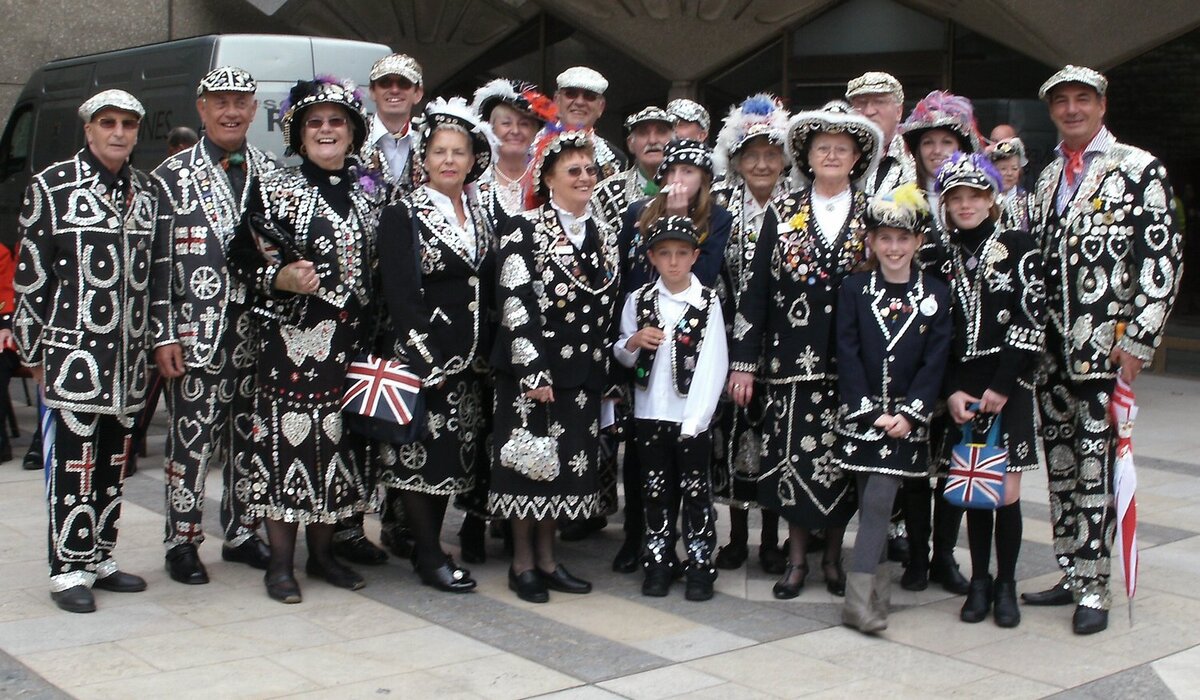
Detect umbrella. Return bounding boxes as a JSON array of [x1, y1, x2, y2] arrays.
[[1109, 376, 1139, 624]]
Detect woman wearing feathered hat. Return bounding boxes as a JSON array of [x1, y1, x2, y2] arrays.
[[934, 151, 1046, 628], [490, 123, 621, 603], [228, 76, 381, 604], [708, 93, 792, 574], [374, 97, 500, 593], [894, 89, 982, 597], [726, 101, 883, 600], [472, 78, 556, 224]]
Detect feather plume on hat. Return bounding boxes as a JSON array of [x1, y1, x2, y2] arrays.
[[713, 93, 791, 179]]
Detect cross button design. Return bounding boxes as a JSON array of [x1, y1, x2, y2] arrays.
[[65, 444, 97, 493]]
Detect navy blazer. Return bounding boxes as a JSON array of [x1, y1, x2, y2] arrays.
[[836, 269, 952, 429]]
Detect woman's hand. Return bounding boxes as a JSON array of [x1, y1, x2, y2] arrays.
[[726, 370, 755, 407], [978, 389, 1008, 414], [525, 386, 555, 403], [947, 390, 979, 425], [626, 326, 665, 351], [275, 260, 320, 294], [664, 182, 690, 217]]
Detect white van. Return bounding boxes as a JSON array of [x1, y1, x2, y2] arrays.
[[0, 34, 391, 247]]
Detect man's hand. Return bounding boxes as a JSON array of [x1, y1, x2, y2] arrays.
[[154, 343, 186, 378], [1109, 346, 1144, 383], [726, 370, 755, 407]]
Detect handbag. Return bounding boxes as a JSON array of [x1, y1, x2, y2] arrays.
[[944, 407, 1007, 510], [341, 354, 426, 444], [499, 407, 559, 482], [245, 211, 303, 265]]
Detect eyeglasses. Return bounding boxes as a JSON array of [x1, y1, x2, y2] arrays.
[[812, 144, 855, 158], [305, 116, 349, 130], [95, 117, 140, 130], [561, 88, 600, 102], [374, 76, 415, 91], [564, 164, 598, 178]]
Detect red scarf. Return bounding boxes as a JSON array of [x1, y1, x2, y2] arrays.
[[1061, 142, 1087, 188]]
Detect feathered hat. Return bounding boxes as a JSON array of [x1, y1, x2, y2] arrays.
[[471, 78, 556, 124], [786, 100, 884, 185], [416, 96, 498, 185], [523, 121, 595, 209], [712, 93, 791, 179], [280, 76, 368, 157], [934, 151, 1002, 194], [866, 182, 930, 231], [898, 90, 983, 156]]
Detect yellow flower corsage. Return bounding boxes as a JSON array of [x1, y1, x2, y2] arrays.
[[789, 210, 808, 230], [1092, 197, 1103, 211]]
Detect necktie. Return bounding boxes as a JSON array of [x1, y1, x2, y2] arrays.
[[220, 152, 246, 171], [1062, 144, 1085, 188]]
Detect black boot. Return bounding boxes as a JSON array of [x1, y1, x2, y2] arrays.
[[930, 494, 968, 594], [993, 579, 1020, 627], [960, 575, 993, 623]]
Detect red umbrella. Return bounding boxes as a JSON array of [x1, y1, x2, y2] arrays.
[[1109, 376, 1139, 623]]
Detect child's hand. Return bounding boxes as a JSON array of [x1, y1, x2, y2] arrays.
[[664, 182, 690, 216], [885, 414, 913, 439], [626, 326, 665, 351], [978, 389, 1008, 414], [873, 413, 893, 429], [947, 391, 979, 425]]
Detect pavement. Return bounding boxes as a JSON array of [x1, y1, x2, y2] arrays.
[[2, 373, 1200, 699]]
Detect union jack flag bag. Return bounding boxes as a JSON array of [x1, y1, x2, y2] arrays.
[[944, 411, 1007, 510], [341, 354, 426, 444]]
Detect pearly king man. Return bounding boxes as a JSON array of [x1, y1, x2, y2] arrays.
[[150, 66, 277, 585], [14, 89, 159, 613]]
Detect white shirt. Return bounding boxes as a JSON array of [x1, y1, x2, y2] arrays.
[[550, 200, 592, 248], [368, 113, 413, 184], [613, 275, 728, 437], [421, 185, 477, 262], [810, 187, 852, 244], [925, 180, 943, 229]]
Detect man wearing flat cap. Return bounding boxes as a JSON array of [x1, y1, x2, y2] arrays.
[[362, 53, 425, 197], [592, 106, 674, 231], [13, 89, 160, 613], [667, 98, 710, 143], [1025, 65, 1182, 635], [555, 66, 627, 180], [846, 71, 915, 197], [150, 66, 277, 586]]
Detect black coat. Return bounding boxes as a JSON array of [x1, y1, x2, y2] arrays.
[[616, 197, 732, 297]]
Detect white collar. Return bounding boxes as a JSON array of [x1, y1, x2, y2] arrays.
[[811, 186, 852, 204], [550, 199, 592, 227], [369, 113, 412, 146], [654, 274, 705, 308]]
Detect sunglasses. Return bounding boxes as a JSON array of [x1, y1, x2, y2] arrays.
[[374, 76, 415, 90], [95, 117, 140, 130], [561, 88, 600, 102], [305, 116, 348, 130], [564, 164, 599, 178]]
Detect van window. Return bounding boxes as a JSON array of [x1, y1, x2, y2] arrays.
[[0, 105, 34, 181]]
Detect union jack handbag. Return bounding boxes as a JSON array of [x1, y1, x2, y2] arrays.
[[341, 354, 426, 444], [944, 411, 1007, 510]]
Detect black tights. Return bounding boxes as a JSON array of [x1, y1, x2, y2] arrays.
[[511, 517, 557, 573], [265, 519, 337, 577], [782, 524, 846, 583], [400, 491, 450, 572], [965, 501, 1023, 582], [727, 507, 781, 549]]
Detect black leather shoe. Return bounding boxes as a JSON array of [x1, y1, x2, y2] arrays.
[[333, 535, 389, 566], [993, 580, 1020, 628], [822, 559, 846, 597], [509, 567, 549, 603], [539, 564, 592, 594], [166, 543, 209, 585], [1073, 605, 1109, 635], [1021, 577, 1074, 606], [22, 449, 41, 471], [714, 542, 748, 570], [221, 537, 271, 570], [94, 570, 147, 593], [929, 553, 970, 595], [612, 535, 641, 574], [642, 567, 672, 597], [960, 575, 993, 623], [560, 516, 607, 542], [305, 558, 365, 590], [417, 560, 476, 593], [772, 562, 808, 600], [900, 560, 929, 591], [684, 571, 714, 602], [51, 585, 96, 613], [759, 544, 787, 575], [0, 442, 12, 463], [264, 571, 302, 604]]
